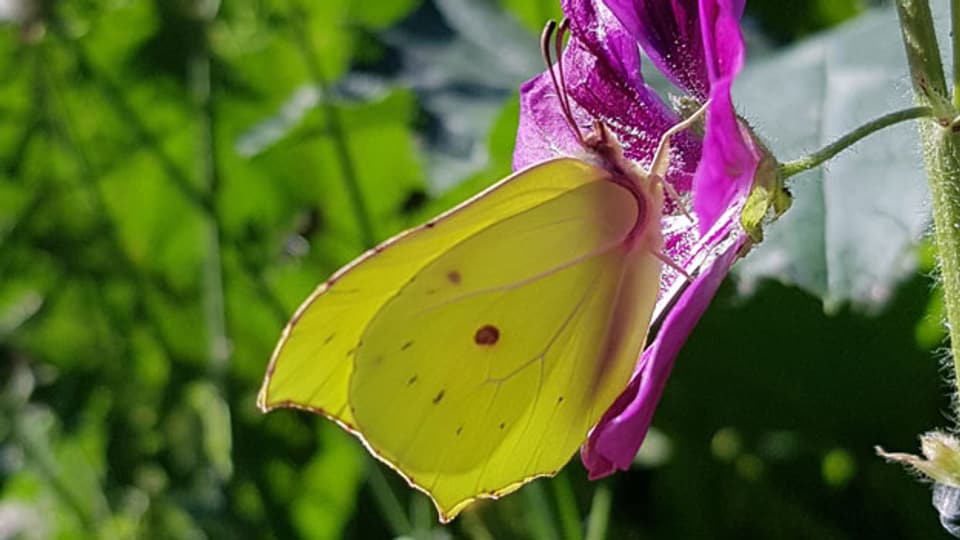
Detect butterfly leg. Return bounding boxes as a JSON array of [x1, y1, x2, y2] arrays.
[[654, 250, 693, 282], [649, 101, 710, 179], [662, 181, 695, 224], [648, 101, 710, 223]]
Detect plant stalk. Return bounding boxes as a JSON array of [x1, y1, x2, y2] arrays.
[[953, 0, 960, 108], [190, 23, 230, 384], [287, 0, 377, 249], [584, 483, 611, 540], [897, 0, 960, 406], [778, 106, 935, 179]]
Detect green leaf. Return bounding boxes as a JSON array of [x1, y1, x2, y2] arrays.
[[290, 426, 364, 540], [497, 0, 564, 35], [347, 0, 423, 29], [185, 382, 234, 482], [734, 5, 938, 311], [746, 0, 863, 42], [651, 278, 944, 538], [384, 0, 541, 190]]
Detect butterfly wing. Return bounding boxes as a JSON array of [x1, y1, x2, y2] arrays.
[[259, 158, 616, 424], [258, 158, 662, 522], [348, 168, 662, 521]]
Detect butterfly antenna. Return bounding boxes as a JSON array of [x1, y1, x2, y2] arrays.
[[554, 19, 578, 134], [541, 19, 584, 145]]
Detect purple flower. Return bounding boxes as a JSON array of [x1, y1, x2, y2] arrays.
[[514, 0, 761, 478]]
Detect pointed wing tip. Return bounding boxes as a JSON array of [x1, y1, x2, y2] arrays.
[[255, 392, 273, 414]]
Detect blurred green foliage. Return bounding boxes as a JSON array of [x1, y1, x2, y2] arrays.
[[745, 0, 864, 42], [0, 0, 949, 538]]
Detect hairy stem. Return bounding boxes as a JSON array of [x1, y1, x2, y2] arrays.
[[897, 0, 960, 407], [778, 106, 935, 179], [953, 0, 960, 108]]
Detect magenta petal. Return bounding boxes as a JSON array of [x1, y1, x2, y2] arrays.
[[515, 0, 702, 197], [562, 0, 646, 90], [699, 0, 746, 81], [692, 81, 758, 234], [581, 233, 745, 478], [513, 72, 584, 171], [602, 0, 709, 100], [560, 28, 701, 188], [561, 0, 701, 177], [692, 0, 755, 234]]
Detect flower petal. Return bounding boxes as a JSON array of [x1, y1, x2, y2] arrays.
[[514, 0, 702, 200], [699, 0, 746, 82], [602, 0, 709, 100], [562, 0, 647, 89], [692, 0, 756, 234], [513, 72, 584, 171]]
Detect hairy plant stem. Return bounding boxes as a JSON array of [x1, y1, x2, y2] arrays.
[[953, 0, 960, 109], [897, 0, 960, 407], [778, 106, 935, 179]]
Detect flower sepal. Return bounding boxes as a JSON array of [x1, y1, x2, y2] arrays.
[[739, 147, 791, 243], [877, 431, 960, 487]]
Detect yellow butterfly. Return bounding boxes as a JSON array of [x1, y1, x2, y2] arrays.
[[258, 21, 706, 522]]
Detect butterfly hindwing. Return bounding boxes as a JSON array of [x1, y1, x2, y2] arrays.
[[349, 173, 662, 521], [258, 157, 663, 522]]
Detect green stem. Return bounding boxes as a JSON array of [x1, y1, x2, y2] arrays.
[[189, 22, 230, 384], [366, 464, 413, 536], [460, 510, 495, 540], [897, 0, 948, 98], [287, 1, 377, 249], [897, 0, 960, 411], [72, 44, 210, 213], [11, 409, 105, 533], [552, 473, 584, 540], [778, 106, 934, 179], [953, 0, 960, 108], [524, 482, 561, 540], [583, 483, 611, 540], [411, 493, 432, 539]]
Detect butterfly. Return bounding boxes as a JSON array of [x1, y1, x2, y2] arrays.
[[258, 19, 706, 522]]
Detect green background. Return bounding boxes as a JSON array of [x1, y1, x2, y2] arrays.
[[0, 0, 948, 538]]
